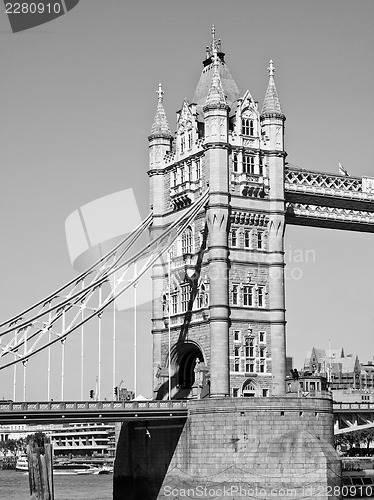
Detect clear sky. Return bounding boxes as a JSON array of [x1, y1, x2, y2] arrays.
[[0, 0, 374, 401]]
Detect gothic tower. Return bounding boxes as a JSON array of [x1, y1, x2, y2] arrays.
[[148, 27, 287, 399]]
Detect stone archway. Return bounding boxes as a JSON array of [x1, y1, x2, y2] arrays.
[[241, 378, 260, 397], [171, 342, 205, 398]]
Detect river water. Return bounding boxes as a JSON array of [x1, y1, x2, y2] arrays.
[[2, 469, 372, 499], [1, 469, 112, 499]]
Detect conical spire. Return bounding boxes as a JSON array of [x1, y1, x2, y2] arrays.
[[261, 60, 284, 117], [204, 34, 228, 110], [150, 83, 171, 137]]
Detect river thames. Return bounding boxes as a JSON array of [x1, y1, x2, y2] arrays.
[[1, 469, 112, 499]]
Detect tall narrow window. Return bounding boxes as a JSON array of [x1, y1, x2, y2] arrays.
[[259, 331, 266, 343], [245, 337, 254, 357], [243, 156, 255, 174], [182, 227, 193, 254], [188, 129, 192, 150], [231, 228, 238, 247], [242, 118, 250, 135], [180, 166, 185, 184], [234, 359, 240, 372], [258, 286, 265, 308], [196, 159, 201, 179], [257, 231, 263, 250], [249, 120, 254, 136], [171, 292, 178, 315], [232, 284, 239, 305], [243, 286, 253, 306], [244, 230, 251, 249], [259, 156, 263, 176], [197, 284, 207, 309], [233, 153, 238, 172], [233, 330, 241, 342], [188, 163, 192, 182], [181, 284, 190, 312], [181, 134, 185, 153]]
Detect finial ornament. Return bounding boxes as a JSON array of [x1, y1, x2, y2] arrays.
[[268, 60, 275, 77], [157, 83, 164, 103], [206, 24, 221, 59]]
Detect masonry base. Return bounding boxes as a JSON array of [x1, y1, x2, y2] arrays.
[[113, 397, 341, 499]]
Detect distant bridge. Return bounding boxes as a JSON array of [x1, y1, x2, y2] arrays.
[[333, 402, 374, 434]]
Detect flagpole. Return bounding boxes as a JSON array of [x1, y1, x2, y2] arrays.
[[168, 251, 171, 400]]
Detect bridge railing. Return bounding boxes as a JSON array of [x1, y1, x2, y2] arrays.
[[333, 402, 374, 411], [0, 400, 188, 413]]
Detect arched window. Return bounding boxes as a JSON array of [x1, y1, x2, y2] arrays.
[[188, 129, 192, 150], [242, 379, 257, 397], [182, 227, 193, 254]]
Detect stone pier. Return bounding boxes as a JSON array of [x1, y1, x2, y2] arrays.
[[113, 396, 341, 499]]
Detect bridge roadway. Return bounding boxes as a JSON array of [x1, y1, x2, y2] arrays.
[[0, 400, 372, 431], [0, 400, 188, 425]]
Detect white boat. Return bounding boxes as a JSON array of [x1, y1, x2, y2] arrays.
[[16, 455, 28, 471]]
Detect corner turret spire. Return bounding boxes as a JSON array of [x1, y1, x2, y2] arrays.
[[261, 60, 284, 118], [150, 83, 171, 137], [204, 42, 228, 110]]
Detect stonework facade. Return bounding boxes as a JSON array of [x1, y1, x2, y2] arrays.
[[149, 29, 287, 399]]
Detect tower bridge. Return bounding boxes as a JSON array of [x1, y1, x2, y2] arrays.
[[1, 26, 374, 499]]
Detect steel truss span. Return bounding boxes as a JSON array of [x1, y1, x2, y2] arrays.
[[0, 191, 208, 370]]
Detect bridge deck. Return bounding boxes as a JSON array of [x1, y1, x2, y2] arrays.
[[0, 400, 188, 424]]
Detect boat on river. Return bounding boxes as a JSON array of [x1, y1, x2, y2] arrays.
[[17, 456, 113, 475], [15, 455, 28, 471]]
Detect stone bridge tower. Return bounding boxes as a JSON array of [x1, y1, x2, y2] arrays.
[[148, 27, 287, 399], [114, 28, 341, 500]]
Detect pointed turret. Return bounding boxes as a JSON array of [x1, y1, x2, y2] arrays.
[[261, 60, 284, 118], [204, 46, 228, 110], [149, 83, 171, 138], [193, 26, 239, 119], [148, 83, 172, 215]]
